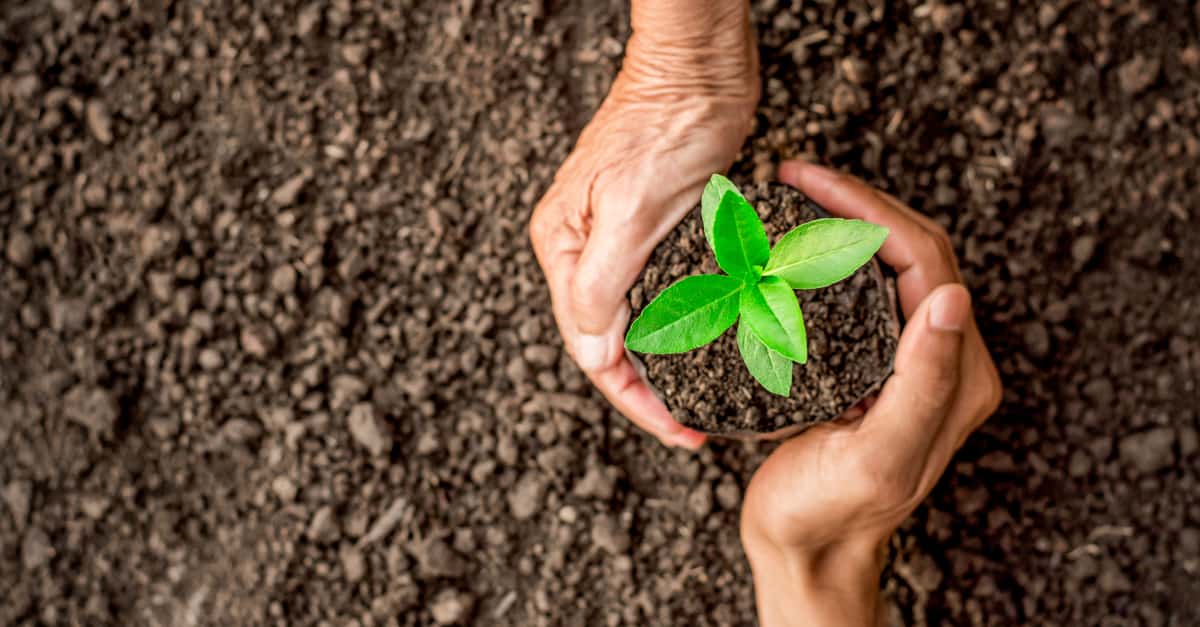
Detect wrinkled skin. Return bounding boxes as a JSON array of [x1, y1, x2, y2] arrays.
[[529, 3, 759, 449], [740, 161, 1003, 626]]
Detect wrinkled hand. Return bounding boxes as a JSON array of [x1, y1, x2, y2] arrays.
[[740, 161, 1002, 626], [529, 6, 759, 449]]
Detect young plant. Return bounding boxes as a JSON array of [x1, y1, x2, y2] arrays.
[[624, 174, 888, 396]]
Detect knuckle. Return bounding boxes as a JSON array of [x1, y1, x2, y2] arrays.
[[926, 225, 954, 255], [570, 273, 605, 311], [921, 373, 960, 410], [848, 451, 916, 505], [528, 206, 553, 252], [913, 228, 945, 259], [978, 369, 1003, 417]]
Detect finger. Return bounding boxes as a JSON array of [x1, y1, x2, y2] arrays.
[[569, 217, 656, 369], [778, 161, 960, 316], [937, 330, 1002, 453], [531, 198, 704, 450], [860, 283, 969, 464], [591, 355, 707, 450]]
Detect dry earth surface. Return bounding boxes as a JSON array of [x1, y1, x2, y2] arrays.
[[2, 0, 1199, 625]]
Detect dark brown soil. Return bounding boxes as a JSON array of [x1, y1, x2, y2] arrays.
[[631, 183, 898, 435], [2, 1, 1199, 626]]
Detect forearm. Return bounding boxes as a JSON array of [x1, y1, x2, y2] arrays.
[[631, 0, 750, 48], [625, 0, 756, 92], [744, 537, 885, 627]]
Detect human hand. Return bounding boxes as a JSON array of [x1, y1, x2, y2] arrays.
[[529, 2, 759, 449], [739, 161, 1002, 626]]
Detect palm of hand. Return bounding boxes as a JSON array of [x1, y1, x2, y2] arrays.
[[530, 67, 757, 449]]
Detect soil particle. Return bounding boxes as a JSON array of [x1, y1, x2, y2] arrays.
[[632, 183, 897, 434], [1037, 4, 1060, 29], [307, 506, 341, 544], [1097, 561, 1133, 593], [573, 466, 617, 501], [271, 477, 298, 503], [930, 4, 965, 32], [715, 475, 742, 510], [508, 471, 548, 520], [839, 57, 873, 86], [2, 480, 32, 530], [218, 419, 263, 447], [358, 498, 408, 547], [590, 513, 631, 555], [339, 545, 367, 583], [270, 173, 309, 208], [430, 588, 474, 625], [1071, 235, 1098, 266], [969, 106, 1002, 137], [1119, 428, 1177, 475], [22, 527, 55, 570], [347, 402, 392, 457], [1041, 107, 1089, 147], [5, 231, 33, 268], [197, 348, 223, 371], [78, 495, 110, 520], [523, 344, 559, 369], [1118, 54, 1161, 95], [688, 482, 714, 517], [84, 99, 113, 144], [1181, 428, 1199, 458], [239, 324, 275, 358], [412, 538, 468, 579], [1067, 450, 1093, 478], [62, 385, 118, 435], [270, 265, 297, 294], [330, 374, 368, 411], [831, 82, 869, 116]]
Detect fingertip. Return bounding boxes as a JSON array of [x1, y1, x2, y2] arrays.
[[777, 159, 840, 191], [777, 159, 805, 186], [569, 303, 630, 372], [927, 283, 971, 333], [669, 429, 707, 451]]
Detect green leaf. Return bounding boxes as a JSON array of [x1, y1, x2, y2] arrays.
[[736, 322, 793, 396], [701, 174, 740, 250], [625, 274, 744, 354], [739, 276, 808, 363], [712, 190, 769, 280], [764, 218, 889, 289]]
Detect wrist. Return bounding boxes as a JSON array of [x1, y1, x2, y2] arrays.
[[624, 1, 758, 97], [743, 535, 885, 627]]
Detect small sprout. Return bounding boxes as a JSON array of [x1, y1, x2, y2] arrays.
[[625, 174, 888, 396]]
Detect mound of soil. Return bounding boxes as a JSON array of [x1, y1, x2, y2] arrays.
[[631, 183, 898, 435]]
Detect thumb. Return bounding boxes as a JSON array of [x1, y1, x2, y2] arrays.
[[864, 283, 970, 449], [568, 221, 651, 371]]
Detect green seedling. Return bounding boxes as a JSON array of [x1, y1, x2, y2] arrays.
[[625, 174, 888, 396]]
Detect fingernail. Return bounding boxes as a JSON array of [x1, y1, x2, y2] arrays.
[[669, 430, 706, 451], [573, 333, 609, 370], [929, 285, 969, 332]]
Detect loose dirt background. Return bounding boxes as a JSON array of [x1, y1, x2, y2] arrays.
[[2, 1, 1198, 625]]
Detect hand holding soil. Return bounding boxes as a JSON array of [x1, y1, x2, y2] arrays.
[[529, 2, 758, 449], [741, 161, 1002, 625]]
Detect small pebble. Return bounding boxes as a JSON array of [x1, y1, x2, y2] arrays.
[[6, 231, 34, 267], [85, 98, 113, 144]]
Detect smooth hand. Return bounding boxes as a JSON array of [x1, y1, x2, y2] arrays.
[[529, 2, 759, 449], [740, 161, 1003, 626]]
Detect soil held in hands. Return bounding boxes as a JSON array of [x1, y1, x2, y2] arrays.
[[630, 182, 899, 435]]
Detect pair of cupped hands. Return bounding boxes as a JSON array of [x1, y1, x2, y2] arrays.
[[529, 8, 1000, 623]]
